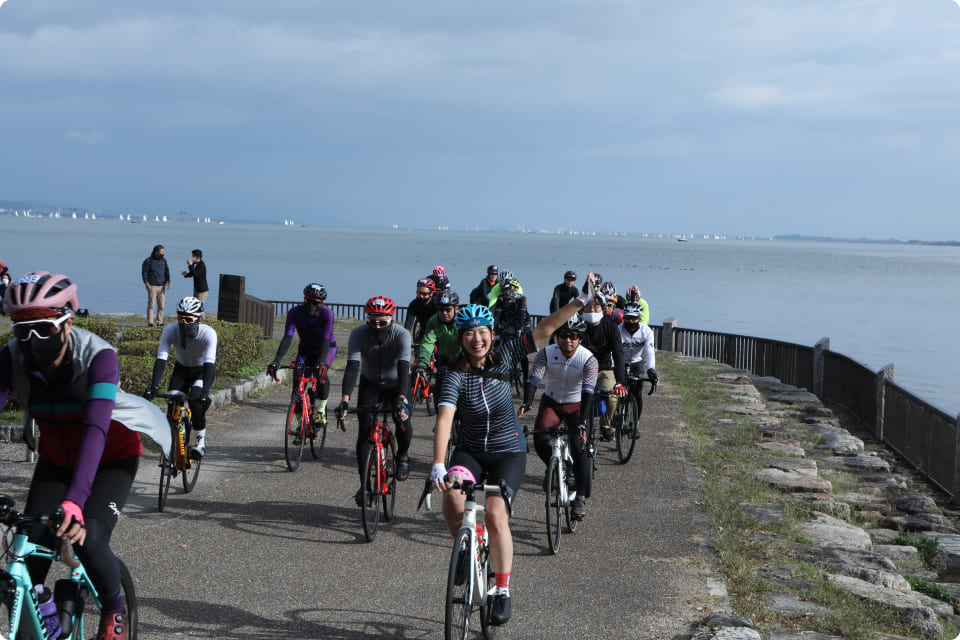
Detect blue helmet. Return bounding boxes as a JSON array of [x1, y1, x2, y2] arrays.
[[454, 304, 494, 331]]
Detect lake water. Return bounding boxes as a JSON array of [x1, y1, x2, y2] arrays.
[[2, 216, 958, 415]]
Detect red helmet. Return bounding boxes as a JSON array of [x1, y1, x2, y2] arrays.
[[417, 277, 436, 292], [433, 265, 446, 278], [365, 296, 397, 316], [3, 271, 79, 319]]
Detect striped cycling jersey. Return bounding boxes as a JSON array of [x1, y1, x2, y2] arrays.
[[439, 329, 535, 454], [528, 344, 598, 404]]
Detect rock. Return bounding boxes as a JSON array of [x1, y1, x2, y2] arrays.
[[868, 528, 901, 544], [759, 457, 819, 476], [879, 514, 958, 534], [798, 515, 871, 549], [827, 574, 942, 639], [792, 545, 911, 591], [922, 533, 960, 575], [769, 390, 821, 405], [758, 565, 813, 591], [757, 440, 806, 457], [740, 503, 787, 524], [754, 469, 832, 493], [703, 614, 755, 628], [875, 544, 920, 562], [789, 494, 852, 520], [764, 592, 834, 617], [766, 632, 846, 640], [894, 495, 942, 516], [818, 455, 891, 472]]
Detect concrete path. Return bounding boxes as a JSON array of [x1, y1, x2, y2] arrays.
[[0, 378, 720, 639]]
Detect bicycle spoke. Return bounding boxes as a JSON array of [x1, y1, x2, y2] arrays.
[[445, 530, 473, 640], [284, 398, 306, 472]]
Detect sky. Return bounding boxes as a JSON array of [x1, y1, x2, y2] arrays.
[[1, 0, 959, 240]]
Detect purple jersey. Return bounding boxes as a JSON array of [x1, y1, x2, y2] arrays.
[[284, 304, 337, 364]]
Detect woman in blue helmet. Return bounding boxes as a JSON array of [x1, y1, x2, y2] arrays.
[[430, 273, 597, 626]]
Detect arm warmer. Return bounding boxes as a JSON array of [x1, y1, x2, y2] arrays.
[[342, 360, 360, 398], [150, 358, 167, 389], [397, 360, 411, 398], [202, 362, 216, 395], [273, 334, 293, 363], [579, 391, 594, 424], [523, 381, 537, 407]]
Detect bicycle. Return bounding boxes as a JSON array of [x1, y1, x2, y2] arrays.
[[0, 495, 139, 640], [418, 477, 513, 640], [275, 364, 327, 472], [156, 391, 202, 512], [530, 426, 580, 554], [614, 374, 656, 464], [412, 361, 436, 417], [337, 403, 400, 542]]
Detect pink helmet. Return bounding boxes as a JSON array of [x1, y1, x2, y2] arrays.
[[433, 265, 446, 278], [3, 271, 79, 319]]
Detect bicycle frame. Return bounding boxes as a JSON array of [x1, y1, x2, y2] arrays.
[[369, 414, 397, 495], [549, 432, 577, 507], [162, 391, 192, 474]]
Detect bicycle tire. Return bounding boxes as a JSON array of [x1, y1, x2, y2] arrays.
[[73, 558, 138, 640], [361, 448, 381, 542], [157, 452, 172, 512], [382, 447, 397, 522], [445, 529, 473, 640], [478, 538, 497, 640], [182, 417, 201, 494], [615, 394, 640, 464], [545, 457, 562, 554], [310, 412, 327, 459], [284, 398, 306, 472], [587, 417, 599, 480]]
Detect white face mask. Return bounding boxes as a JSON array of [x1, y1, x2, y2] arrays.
[[583, 312, 603, 324]]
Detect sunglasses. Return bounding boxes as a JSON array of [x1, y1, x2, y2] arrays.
[[604, 303, 615, 308], [557, 332, 581, 341], [416, 291, 432, 298], [367, 315, 391, 327], [13, 315, 71, 341], [177, 314, 201, 324]]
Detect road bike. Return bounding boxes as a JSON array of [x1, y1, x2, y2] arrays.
[[530, 426, 580, 554], [614, 373, 656, 464], [0, 495, 138, 640], [276, 364, 326, 472], [338, 403, 400, 542], [156, 391, 201, 512], [412, 361, 436, 416], [418, 477, 512, 640]]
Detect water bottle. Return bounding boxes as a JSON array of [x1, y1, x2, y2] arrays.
[[34, 584, 62, 639], [54, 579, 81, 638]]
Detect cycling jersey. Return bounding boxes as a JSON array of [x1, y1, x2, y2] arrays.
[[417, 314, 460, 367], [487, 281, 524, 308], [469, 277, 497, 306], [619, 323, 656, 369], [283, 304, 336, 362], [581, 320, 625, 382], [156, 323, 217, 366], [404, 296, 437, 342], [439, 329, 535, 454], [492, 296, 529, 335], [549, 283, 578, 313], [345, 323, 412, 389], [528, 344, 598, 403]]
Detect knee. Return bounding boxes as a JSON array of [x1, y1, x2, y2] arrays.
[[485, 507, 510, 537]]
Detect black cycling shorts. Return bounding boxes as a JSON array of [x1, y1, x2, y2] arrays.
[[448, 449, 526, 501]]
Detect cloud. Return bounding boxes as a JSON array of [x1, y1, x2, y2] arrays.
[[64, 130, 101, 144]]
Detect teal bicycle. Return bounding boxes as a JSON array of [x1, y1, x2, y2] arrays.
[[0, 495, 138, 640]]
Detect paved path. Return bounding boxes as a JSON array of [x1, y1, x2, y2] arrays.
[[1, 378, 719, 639]]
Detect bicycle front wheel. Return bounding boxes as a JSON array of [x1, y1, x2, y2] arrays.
[[361, 448, 381, 542], [182, 419, 201, 493], [310, 412, 327, 459], [615, 394, 640, 464], [445, 529, 473, 640], [75, 558, 138, 640], [545, 457, 563, 554], [284, 398, 306, 472], [382, 449, 397, 522], [157, 452, 172, 512]]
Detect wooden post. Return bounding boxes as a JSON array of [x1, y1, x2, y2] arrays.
[[662, 318, 678, 353], [954, 413, 960, 504], [876, 364, 894, 442], [813, 337, 829, 400]]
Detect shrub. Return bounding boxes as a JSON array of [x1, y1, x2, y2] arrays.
[[73, 317, 120, 345]]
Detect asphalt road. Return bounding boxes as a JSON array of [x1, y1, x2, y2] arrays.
[[0, 378, 718, 640]]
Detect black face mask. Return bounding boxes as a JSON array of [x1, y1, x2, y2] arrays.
[[305, 302, 321, 317], [21, 332, 67, 370], [369, 322, 391, 342], [179, 322, 200, 349], [623, 322, 641, 334]]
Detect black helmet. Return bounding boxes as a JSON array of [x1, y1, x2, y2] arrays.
[[564, 270, 576, 280], [303, 283, 327, 301], [438, 290, 460, 306], [487, 264, 498, 276]]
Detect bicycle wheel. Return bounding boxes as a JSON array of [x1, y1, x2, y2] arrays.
[[545, 457, 563, 554], [445, 529, 473, 640], [284, 398, 306, 472], [587, 418, 599, 480], [478, 539, 497, 640], [310, 412, 327, 459], [564, 458, 578, 533], [157, 452, 172, 512], [615, 394, 640, 464], [182, 418, 201, 494], [360, 448, 381, 542], [382, 448, 397, 522], [74, 559, 138, 640]]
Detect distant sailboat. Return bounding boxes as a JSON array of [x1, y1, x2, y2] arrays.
[[162, 215, 168, 222]]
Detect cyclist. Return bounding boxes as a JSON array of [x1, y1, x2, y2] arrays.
[[549, 270, 578, 313], [414, 290, 461, 404], [145, 297, 217, 458], [428, 265, 450, 292], [486, 269, 523, 308], [337, 296, 413, 504], [469, 264, 499, 306], [620, 303, 659, 394], [491, 279, 530, 384], [429, 274, 597, 626], [625, 285, 651, 324], [404, 277, 438, 346], [602, 294, 624, 326], [521, 313, 597, 519], [267, 284, 336, 425], [580, 288, 627, 441], [0, 271, 167, 640]]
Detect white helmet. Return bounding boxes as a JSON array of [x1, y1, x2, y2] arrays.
[[177, 296, 204, 317]]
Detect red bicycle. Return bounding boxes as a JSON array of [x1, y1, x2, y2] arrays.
[[412, 358, 436, 416], [338, 403, 399, 542], [275, 364, 327, 471]]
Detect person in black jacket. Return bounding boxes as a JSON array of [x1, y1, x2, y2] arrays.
[[549, 270, 578, 313], [579, 291, 627, 441], [181, 249, 209, 303], [142, 245, 170, 327]]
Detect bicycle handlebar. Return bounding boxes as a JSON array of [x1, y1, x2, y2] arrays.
[[417, 477, 514, 517], [155, 391, 188, 403]]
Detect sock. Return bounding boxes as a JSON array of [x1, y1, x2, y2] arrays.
[[495, 572, 510, 596], [318, 399, 328, 414], [195, 429, 205, 444]]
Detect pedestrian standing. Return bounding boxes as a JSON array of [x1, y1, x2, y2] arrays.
[[181, 249, 209, 303], [142, 244, 170, 326]]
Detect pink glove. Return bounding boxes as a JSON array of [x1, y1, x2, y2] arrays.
[[60, 500, 85, 528]]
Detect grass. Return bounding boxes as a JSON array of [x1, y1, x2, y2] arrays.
[[658, 353, 959, 639]]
